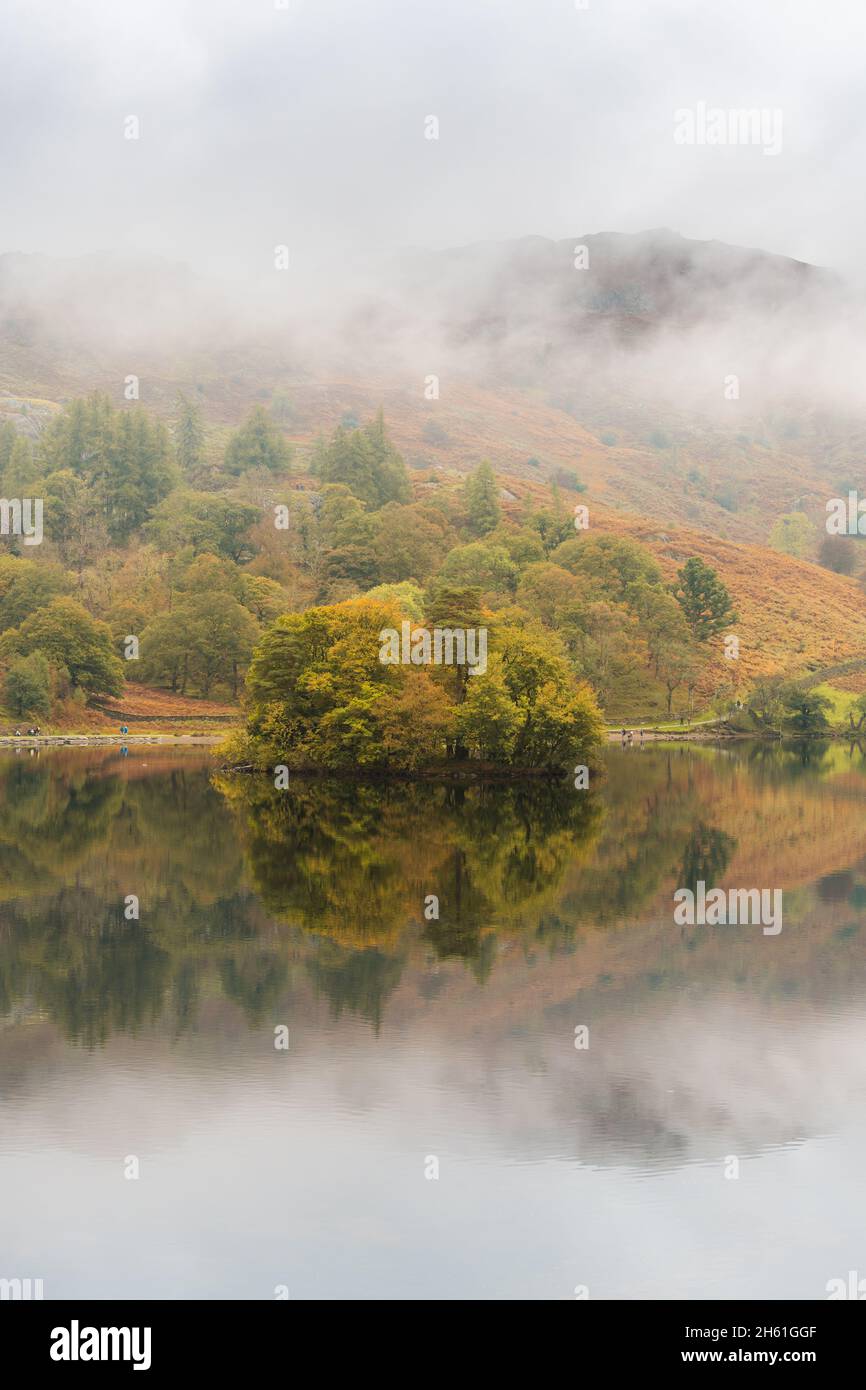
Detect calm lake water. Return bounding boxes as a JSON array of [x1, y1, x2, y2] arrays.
[[2, 740, 865, 1300]]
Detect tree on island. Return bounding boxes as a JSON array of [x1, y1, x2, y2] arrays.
[[238, 596, 603, 773]]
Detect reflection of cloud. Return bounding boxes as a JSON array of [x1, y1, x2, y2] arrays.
[[4, 982, 866, 1174]]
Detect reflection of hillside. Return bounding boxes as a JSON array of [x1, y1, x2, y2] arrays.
[[0, 750, 265, 1045], [637, 744, 866, 903], [0, 750, 243, 907]]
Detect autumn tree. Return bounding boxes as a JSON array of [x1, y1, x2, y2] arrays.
[[552, 534, 663, 602], [438, 541, 518, 599], [0, 598, 123, 697], [0, 556, 72, 631], [140, 592, 258, 697], [4, 651, 51, 717], [453, 657, 520, 761], [497, 625, 604, 768], [145, 489, 261, 564]]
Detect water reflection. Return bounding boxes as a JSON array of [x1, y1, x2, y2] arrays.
[[1, 742, 866, 1297]]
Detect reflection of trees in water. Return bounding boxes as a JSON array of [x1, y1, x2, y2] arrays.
[[0, 889, 171, 1048], [0, 760, 124, 888], [306, 942, 405, 1030], [217, 775, 605, 956], [219, 952, 289, 1023], [0, 885, 267, 1047], [679, 822, 738, 894], [556, 754, 706, 926], [8, 742, 852, 1043], [0, 755, 260, 1045], [745, 738, 834, 778], [421, 911, 499, 981]]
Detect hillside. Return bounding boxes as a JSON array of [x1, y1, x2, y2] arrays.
[[1, 230, 865, 734]]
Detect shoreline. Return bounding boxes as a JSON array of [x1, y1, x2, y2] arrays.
[[1, 728, 857, 752], [605, 727, 740, 743], [0, 734, 225, 746]]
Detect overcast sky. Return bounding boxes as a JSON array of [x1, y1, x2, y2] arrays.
[[1, 0, 864, 281]]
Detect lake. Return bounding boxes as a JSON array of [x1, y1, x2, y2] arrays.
[[1, 740, 865, 1300]]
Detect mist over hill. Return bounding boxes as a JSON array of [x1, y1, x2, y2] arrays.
[[1, 229, 862, 426], [3, 229, 865, 544]]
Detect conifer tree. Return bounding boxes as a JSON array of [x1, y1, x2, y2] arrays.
[[464, 460, 501, 536]]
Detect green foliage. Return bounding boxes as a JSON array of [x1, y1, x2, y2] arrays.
[[174, 392, 205, 474], [145, 489, 261, 564], [424, 584, 485, 630], [497, 626, 605, 768], [4, 650, 51, 718], [528, 498, 574, 553], [747, 677, 834, 734], [783, 686, 832, 733], [224, 405, 292, 476], [551, 467, 586, 492], [270, 391, 297, 426], [421, 419, 450, 447], [362, 581, 426, 622], [439, 541, 518, 598], [312, 410, 410, 509], [516, 562, 583, 625], [488, 525, 545, 567], [0, 598, 123, 697], [0, 387, 761, 737], [0, 421, 17, 476], [463, 460, 502, 536], [1, 434, 40, 493], [819, 534, 857, 575], [139, 591, 259, 697], [672, 556, 737, 641], [0, 557, 71, 632], [769, 511, 815, 559], [648, 429, 671, 449], [242, 598, 604, 771], [552, 533, 663, 602], [559, 599, 646, 711], [40, 393, 176, 542], [246, 598, 422, 768], [713, 484, 739, 513], [238, 574, 291, 623], [453, 658, 521, 761]]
